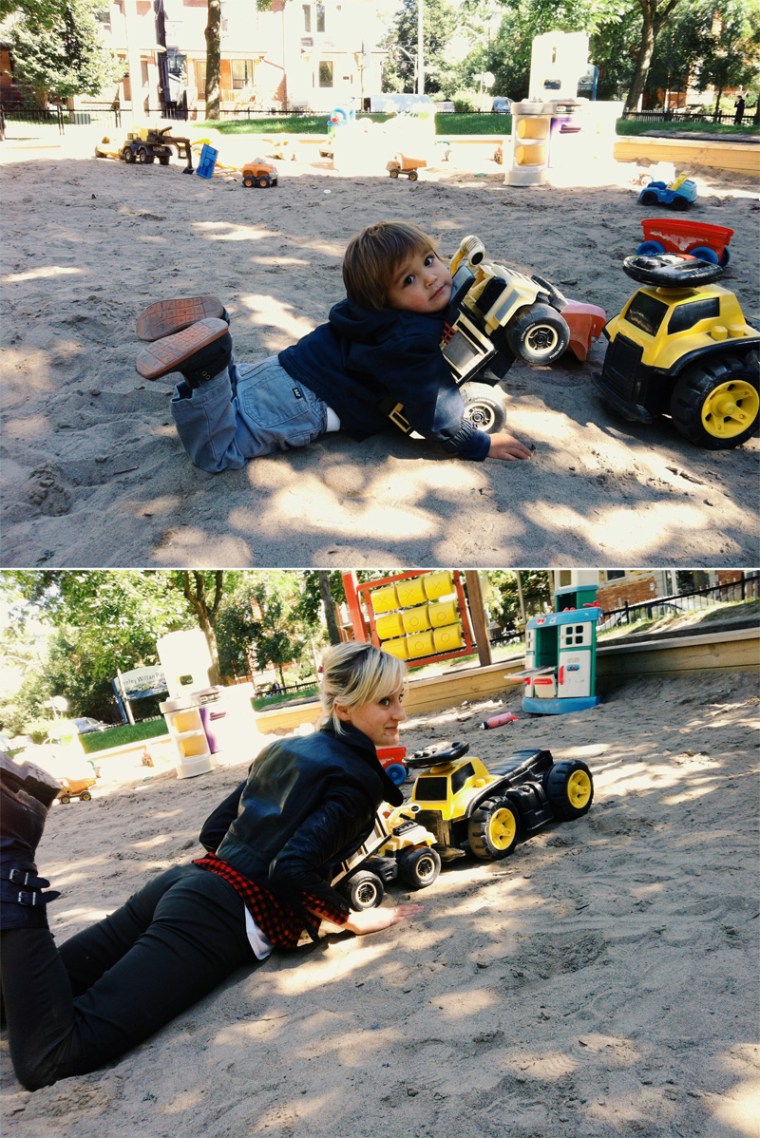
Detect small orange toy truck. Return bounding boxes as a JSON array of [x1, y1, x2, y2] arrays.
[[241, 158, 278, 188]]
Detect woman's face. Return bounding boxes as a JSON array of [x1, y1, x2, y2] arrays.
[[336, 687, 407, 748]]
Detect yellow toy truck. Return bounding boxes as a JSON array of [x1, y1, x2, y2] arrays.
[[594, 254, 759, 449]]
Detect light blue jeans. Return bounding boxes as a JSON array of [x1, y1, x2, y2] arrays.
[[171, 356, 328, 473]]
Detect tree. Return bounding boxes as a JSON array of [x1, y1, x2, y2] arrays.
[[381, 0, 462, 95], [8, 0, 122, 106], [204, 0, 222, 119], [624, 0, 687, 112], [484, 571, 553, 634]]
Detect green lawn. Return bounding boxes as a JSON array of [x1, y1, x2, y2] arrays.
[[209, 113, 757, 139]]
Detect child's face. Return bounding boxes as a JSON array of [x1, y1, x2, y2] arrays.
[[385, 249, 452, 314]]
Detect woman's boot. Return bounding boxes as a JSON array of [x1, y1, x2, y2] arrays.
[[1, 757, 61, 928]]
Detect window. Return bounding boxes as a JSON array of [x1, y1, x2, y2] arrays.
[[193, 60, 207, 94], [667, 297, 720, 335], [319, 60, 333, 87], [605, 571, 625, 580], [231, 59, 255, 90]]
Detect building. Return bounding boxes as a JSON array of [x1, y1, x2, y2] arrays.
[[553, 569, 749, 615], [94, 0, 389, 119]]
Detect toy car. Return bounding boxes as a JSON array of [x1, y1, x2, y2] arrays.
[[400, 740, 593, 864], [115, 127, 194, 172], [594, 254, 760, 449], [637, 218, 734, 267], [57, 774, 96, 803], [444, 235, 606, 384], [241, 158, 278, 188], [332, 802, 441, 909], [387, 153, 427, 181], [638, 174, 697, 210]]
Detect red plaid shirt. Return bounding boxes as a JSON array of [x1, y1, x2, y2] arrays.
[[193, 853, 348, 949]]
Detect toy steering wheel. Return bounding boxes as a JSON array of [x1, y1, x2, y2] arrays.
[[406, 741, 470, 768], [622, 253, 723, 288]]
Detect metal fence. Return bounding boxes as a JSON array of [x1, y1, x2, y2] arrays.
[[622, 109, 754, 127], [599, 574, 759, 629]]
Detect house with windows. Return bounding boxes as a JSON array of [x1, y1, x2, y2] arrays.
[[93, 0, 389, 118], [552, 569, 749, 614]]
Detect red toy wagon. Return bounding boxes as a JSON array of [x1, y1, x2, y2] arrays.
[[637, 217, 734, 267]]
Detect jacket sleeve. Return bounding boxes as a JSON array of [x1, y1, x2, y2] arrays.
[[198, 780, 246, 852], [367, 330, 491, 461], [267, 782, 377, 912]]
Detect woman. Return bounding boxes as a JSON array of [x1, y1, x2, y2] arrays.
[[0, 643, 418, 1090]]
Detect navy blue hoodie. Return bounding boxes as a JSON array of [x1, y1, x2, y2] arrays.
[[278, 299, 490, 461]]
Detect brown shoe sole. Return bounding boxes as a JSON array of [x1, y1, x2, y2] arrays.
[[136, 295, 225, 341], [136, 318, 230, 380]]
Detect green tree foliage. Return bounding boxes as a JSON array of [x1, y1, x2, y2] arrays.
[[483, 570, 553, 633], [8, 0, 122, 105], [382, 0, 463, 95], [215, 571, 324, 688]]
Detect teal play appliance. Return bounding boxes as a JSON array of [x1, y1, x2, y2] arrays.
[[522, 584, 601, 715]]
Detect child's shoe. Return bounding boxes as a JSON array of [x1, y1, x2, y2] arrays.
[[136, 318, 232, 385], [136, 296, 229, 341]]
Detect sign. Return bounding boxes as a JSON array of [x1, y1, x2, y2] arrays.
[[117, 666, 167, 699]]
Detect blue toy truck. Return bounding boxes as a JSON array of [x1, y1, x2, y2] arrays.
[[638, 174, 697, 210]]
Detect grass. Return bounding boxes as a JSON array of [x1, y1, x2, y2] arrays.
[[208, 112, 758, 139], [78, 719, 171, 754]]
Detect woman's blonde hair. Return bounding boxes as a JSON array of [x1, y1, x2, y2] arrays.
[[319, 642, 407, 734], [342, 220, 440, 310]]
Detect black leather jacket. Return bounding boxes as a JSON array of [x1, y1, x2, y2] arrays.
[[201, 723, 404, 916]]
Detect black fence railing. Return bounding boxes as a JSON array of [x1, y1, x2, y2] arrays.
[[600, 574, 759, 629], [622, 109, 754, 126]]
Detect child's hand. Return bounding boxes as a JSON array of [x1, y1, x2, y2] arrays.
[[487, 431, 534, 461], [344, 904, 423, 936]]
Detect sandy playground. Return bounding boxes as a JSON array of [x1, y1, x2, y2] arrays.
[[0, 665, 758, 1138], [0, 126, 758, 569]]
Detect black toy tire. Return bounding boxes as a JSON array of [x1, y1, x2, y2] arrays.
[[136, 148, 153, 164], [158, 155, 170, 166], [80, 791, 92, 801], [669, 352, 760, 449], [408, 170, 418, 181], [460, 381, 508, 433], [258, 176, 271, 188], [639, 189, 658, 205], [122, 147, 136, 163], [507, 303, 570, 364], [545, 760, 594, 820], [672, 195, 689, 211], [389, 168, 399, 179], [59, 794, 71, 804], [341, 870, 384, 910], [243, 175, 255, 188], [468, 797, 520, 860], [398, 846, 441, 890]]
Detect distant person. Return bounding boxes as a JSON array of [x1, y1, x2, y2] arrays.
[[0, 643, 418, 1090], [134, 220, 532, 473], [734, 95, 745, 125]]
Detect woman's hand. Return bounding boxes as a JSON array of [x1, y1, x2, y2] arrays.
[[487, 431, 534, 461], [344, 904, 423, 936]]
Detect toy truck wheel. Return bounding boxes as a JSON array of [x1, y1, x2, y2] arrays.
[[341, 870, 384, 910], [122, 147, 136, 164], [507, 304, 570, 364], [545, 760, 594, 820], [460, 381, 508, 433], [467, 797, 520, 860], [398, 846, 441, 890], [688, 245, 719, 264], [639, 189, 658, 205], [158, 155, 170, 166], [408, 170, 419, 181], [136, 148, 154, 164], [389, 168, 400, 179], [59, 793, 71, 804], [257, 175, 271, 188], [672, 195, 689, 211], [80, 791, 92, 801], [669, 353, 760, 449]]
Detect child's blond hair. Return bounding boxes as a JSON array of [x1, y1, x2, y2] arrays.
[[342, 220, 440, 310]]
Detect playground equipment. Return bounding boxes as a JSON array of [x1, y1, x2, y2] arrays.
[[513, 584, 602, 715], [157, 630, 215, 777], [341, 570, 476, 670], [594, 254, 760, 449], [636, 218, 734, 267]]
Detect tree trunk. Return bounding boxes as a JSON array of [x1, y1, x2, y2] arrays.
[[625, 1, 657, 113], [180, 570, 225, 685], [205, 0, 222, 120], [318, 571, 341, 644]]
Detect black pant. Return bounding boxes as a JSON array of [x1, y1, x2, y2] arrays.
[[1, 864, 255, 1090]]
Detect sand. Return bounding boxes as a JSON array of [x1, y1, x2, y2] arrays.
[[1, 126, 758, 569], [1, 667, 758, 1138]]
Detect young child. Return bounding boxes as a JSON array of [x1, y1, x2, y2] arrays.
[[135, 220, 532, 473]]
